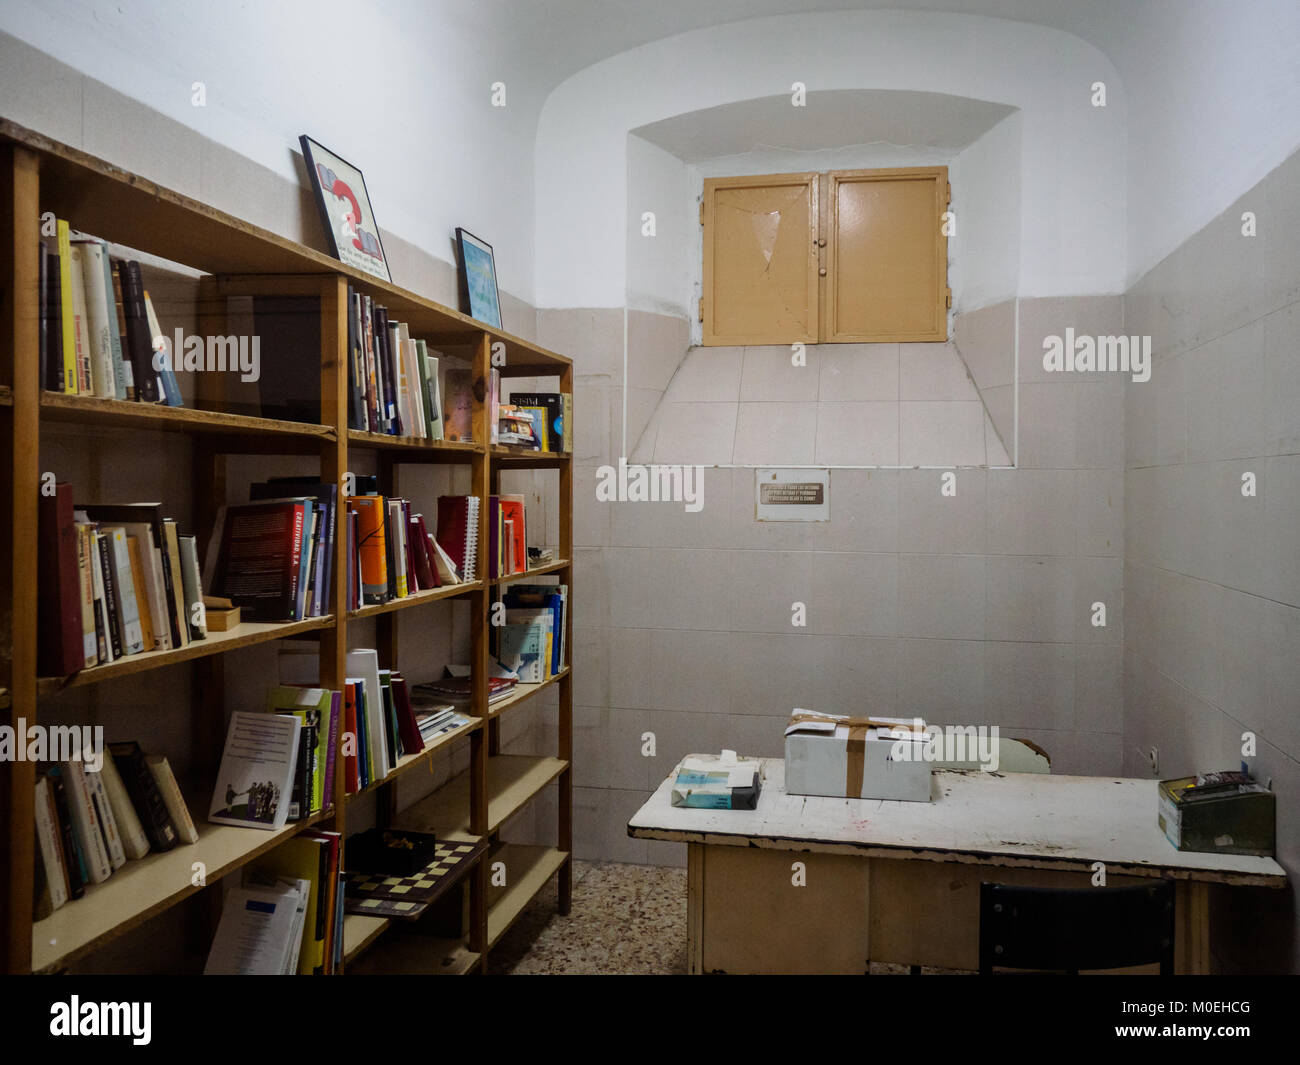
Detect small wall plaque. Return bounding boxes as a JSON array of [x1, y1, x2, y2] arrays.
[[755, 468, 830, 522]]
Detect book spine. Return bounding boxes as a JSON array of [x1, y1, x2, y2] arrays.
[[109, 261, 135, 399], [49, 773, 87, 898], [144, 291, 183, 406], [61, 761, 112, 883], [179, 534, 207, 639], [107, 528, 145, 655], [95, 531, 122, 659], [100, 749, 150, 860], [323, 691, 339, 808], [85, 765, 127, 869], [101, 249, 128, 399], [163, 520, 190, 647], [77, 240, 117, 399], [146, 755, 198, 844], [33, 778, 69, 911], [118, 260, 161, 402], [67, 242, 92, 394], [37, 483, 84, 676], [56, 221, 77, 394]]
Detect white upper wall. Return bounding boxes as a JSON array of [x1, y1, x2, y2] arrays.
[[0, 0, 542, 302], [1113, 0, 1300, 285], [536, 9, 1126, 308]]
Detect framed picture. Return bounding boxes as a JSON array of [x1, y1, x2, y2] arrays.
[[300, 135, 391, 282], [455, 227, 502, 329]]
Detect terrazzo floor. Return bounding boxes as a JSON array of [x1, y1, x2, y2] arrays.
[[489, 860, 973, 974], [490, 860, 689, 974]]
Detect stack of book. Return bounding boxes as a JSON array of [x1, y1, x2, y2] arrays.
[[33, 742, 196, 919], [205, 830, 342, 975], [203, 477, 338, 622], [345, 493, 462, 610], [38, 221, 180, 405], [495, 582, 569, 683], [347, 284, 471, 441], [410, 702, 470, 744], [495, 389, 572, 452], [413, 673, 517, 709], [37, 485, 207, 677]]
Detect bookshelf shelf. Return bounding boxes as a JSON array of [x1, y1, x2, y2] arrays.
[[396, 755, 568, 836], [31, 806, 334, 973], [36, 616, 336, 697], [490, 445, 572, 469], [486, 843, 570, 948], [487, 667, 571, 720], [40, 392, 334, 446], [345, 924, 481, 975], [346, 429, 483, 458], [490, 559, 570, 586], [344, 717, 481, 802], [1, 117, 574, 976], [347, 580, 482, 620]]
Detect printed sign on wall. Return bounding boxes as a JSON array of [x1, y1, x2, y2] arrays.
[[755, 468, 830, 522]]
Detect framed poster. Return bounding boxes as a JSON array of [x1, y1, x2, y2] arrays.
[[300, 135, 391, 282], [455, 227, 502, 328]]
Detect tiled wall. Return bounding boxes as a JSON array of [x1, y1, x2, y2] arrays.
[[539, 294, 1126, 866], [1123, 145, 1300, 973], [630, 340, 1009, 467]]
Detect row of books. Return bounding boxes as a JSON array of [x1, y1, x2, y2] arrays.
[[494, 583, 569, 683], [347, 493, 470, 610], [489, 493, 529, 579], [203, 477, 338, 623], [347, 285, 473, 441], [38, 220, 179, 404], [37, 486, 206, 678], [205, 830, 342, 975], [272, 647, 471, 794], [33, 743, 197, 918]]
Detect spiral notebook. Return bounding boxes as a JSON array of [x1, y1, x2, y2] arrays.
[[435, 495, 480, 582]]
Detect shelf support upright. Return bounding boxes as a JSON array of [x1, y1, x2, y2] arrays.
[[319, 276, 349, 939], [557, 362, 574, 915], [0, 144, 40, 974], [468, 331, 491, 962]]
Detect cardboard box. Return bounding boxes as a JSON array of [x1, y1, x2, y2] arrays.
[[784, 710, 932, 802], [1158, 773, 1275, 856]]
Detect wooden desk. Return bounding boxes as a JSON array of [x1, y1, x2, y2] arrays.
[[628, 758, 1287, 974]]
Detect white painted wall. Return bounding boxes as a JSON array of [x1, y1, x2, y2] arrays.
[[1113, 0, 1300, 285], [536, 9, 1126, 309], [626, 134, 692, 319], [0, 0, 541, 302], [950, 111, 1023, 310]]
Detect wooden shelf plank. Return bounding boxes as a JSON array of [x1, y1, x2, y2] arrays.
[[344, 716, 481, 802], [490, 445, 571, 468], [342, 915, 390, 964], [486, 844, 569, 948], [394, 755, 567, 836], [37, 616, 334, 696], [40, 392, 334, 443], [489, 560, 569, 586], [346, 429, 483, 458], [348, 580, 482, 620], [32, 807, 334, 972], [345, 928, 480, 975], [487, 667, 570, 720]]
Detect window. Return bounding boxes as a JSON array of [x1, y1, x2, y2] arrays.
[[701, 167, 949, 345]]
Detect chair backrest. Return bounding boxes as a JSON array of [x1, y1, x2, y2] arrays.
[[979, 881, 1175, 974]]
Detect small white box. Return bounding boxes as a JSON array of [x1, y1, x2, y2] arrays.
[[784, 710, 932, 802]]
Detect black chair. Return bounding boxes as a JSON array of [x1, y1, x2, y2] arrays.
[[978, 880, 1175, 974]]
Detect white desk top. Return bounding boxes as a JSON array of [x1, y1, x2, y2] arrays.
[[628, 758, 1287, 887]]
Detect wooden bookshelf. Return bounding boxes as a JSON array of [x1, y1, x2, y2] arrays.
[[0, 118, 574, 975]]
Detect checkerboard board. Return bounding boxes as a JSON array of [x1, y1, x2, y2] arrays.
[[345, 840, 481, 917]]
